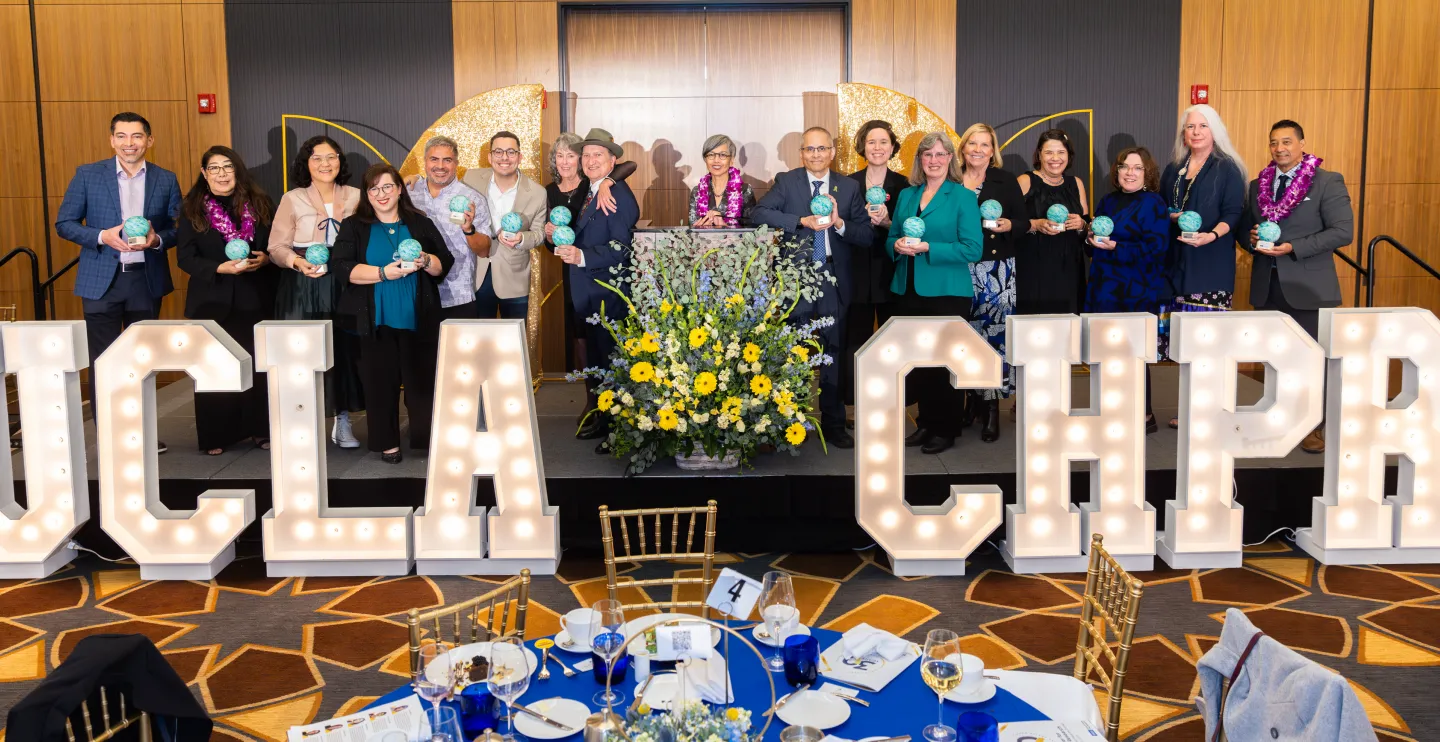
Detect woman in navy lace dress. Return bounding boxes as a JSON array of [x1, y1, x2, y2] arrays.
[[1086, 147, 1169, 431]]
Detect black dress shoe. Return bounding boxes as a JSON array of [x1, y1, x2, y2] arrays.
[[980, 399, 1001, 443], [844, 417, 854, 430], [904, 427, 932, 447], [920, 435, 955, 454], [1146, 415, 1159, 435], [824, 427, 854, 449], [576, 415, 607, 440], [959, 391, 977, 429], [381, 449, 403, 464]]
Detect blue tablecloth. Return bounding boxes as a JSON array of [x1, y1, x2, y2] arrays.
[[367, 624, 1049, 741]]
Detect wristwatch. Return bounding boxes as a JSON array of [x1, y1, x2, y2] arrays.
[[463, 225, 477, 236]]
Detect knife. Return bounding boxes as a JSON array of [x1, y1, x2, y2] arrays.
[[512, 702, 575, 731], [762, 683, 809, 717]]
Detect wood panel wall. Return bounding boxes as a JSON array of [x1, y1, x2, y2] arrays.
[[1180, 0, 1437, 313], [851, 0, 956, 125], [0, 0, 231, 321]]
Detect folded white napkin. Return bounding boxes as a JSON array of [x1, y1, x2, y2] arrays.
[[842, 623, 911, 662], [677, 654, 734, 704]]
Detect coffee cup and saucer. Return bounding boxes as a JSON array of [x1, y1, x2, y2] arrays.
[[555, 607, 600, 653], [943, 654, 996, 704]]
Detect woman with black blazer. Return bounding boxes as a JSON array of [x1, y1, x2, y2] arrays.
[[845, 119, 910, 415], [957, 123, 1025, 442], [333, 164, 453, 463], [176, 145, 277, 455]]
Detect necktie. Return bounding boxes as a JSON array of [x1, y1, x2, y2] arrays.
[[810, 179, 826, 262], [1274, 174, 1291, 200]]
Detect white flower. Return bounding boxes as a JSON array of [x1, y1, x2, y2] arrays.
[[718, 382, 728, 392], [691, 412, 711, 424], [736, 420, 746, 433], [725, 348, 739, 359], [718, 370, 730, 382], [621, 392, 634, 405], [610, 407, 621, 415], [754, 324, 767, 334], [751, 397, 765, 408], [756, 415, 771, 432], [637, 415, 654, 431], [717, 416, 730, 430], [676, 418, 688, 433]]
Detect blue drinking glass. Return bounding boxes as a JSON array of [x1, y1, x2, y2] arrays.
[[956, 711, 998, 742], [592, 632, 630, 686], [782, 634, 819, 687]]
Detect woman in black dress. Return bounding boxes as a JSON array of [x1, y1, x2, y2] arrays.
[[1015, 129, 1088, 315], [845, 119, 909, 415], [175, 145, 276, 455], [542, 132, 635, 435]]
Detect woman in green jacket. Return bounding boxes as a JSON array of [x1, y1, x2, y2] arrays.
[[887, 131, 985, 454]]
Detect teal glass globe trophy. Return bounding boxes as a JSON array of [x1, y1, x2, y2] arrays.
[[1178, 210, 1203, 239], [447, 195, 470, 225], [1257, 221, 1282, 251], [397, 238, 423, 269], [549, 205, 572, 227], [224, 239, 250, 262], [810, 195, 834, 227], [122, 216, 151, 246], [305, 244, 330, 275], [1090, 216, 1115, 246], [980, 199, 1003, 229]]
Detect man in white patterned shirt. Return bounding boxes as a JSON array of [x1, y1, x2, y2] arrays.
[[407, 135, 492, 318]]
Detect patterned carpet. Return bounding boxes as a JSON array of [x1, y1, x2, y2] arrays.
[[1, 539, 1437, 741]]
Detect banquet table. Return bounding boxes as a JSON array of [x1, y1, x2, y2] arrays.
[[365, 621, 1103, 741]]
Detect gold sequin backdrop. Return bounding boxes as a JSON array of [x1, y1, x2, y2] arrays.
[[836, 83, 962, 177], [398, 84, 547, 382]]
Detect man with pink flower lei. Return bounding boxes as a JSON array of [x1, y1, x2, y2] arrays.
[[1241, 118, 1353, 454]]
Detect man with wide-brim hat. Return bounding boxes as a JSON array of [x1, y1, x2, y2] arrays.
[[557, 125, 640, 453]]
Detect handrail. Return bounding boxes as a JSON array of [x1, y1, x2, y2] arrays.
[[37, 256, 79, 320], [0, 247, 44, 319], [1367, 235, 1440, 308], [1334, 248, 1367, 307]]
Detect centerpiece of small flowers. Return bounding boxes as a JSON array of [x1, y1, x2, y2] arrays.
[[624, 701, 756, 742], [571, 226, 834, 474]]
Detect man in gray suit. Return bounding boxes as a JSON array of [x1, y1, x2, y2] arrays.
[[1242, 119, 1353, 454]]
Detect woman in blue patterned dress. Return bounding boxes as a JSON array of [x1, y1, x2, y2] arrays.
[[1086, 147, 1169, 432]]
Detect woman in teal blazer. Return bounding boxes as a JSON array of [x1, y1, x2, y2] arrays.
[[886, 132, 984, 454]]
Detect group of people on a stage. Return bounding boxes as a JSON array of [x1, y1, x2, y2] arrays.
[[56, 104, 1351, 463]]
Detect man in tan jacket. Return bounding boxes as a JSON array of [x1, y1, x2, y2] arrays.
[[461, 131, 548, 320]]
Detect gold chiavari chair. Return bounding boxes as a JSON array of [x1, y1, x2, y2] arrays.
[[599, 500, 718, 618], [1072, 533, 1145, 742], [407, 569, 531, 675], [66, 686, 152, 742]]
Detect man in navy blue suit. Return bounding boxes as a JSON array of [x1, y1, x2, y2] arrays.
[[55, 112, 181, 452], [555, 127, 639, 448], [752, 127, 873, 448]]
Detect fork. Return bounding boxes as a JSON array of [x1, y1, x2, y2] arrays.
[[537, 647, 552, 681], [550, 653, 576, 678]]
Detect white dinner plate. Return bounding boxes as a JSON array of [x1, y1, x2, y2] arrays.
[[945, 679, 997, 704], [776, 690, 851, 730], [622, 614, 722, 656], [553, 630, 591, 654], [425, 642, 539, 690], [752, 622, 811, 648], [512, 697, 589, 739], [635, 672, 681, 710]]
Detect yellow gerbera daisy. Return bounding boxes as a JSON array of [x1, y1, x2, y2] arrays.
[[694, 372, 717, 396], [750, 374, 772, 396], [742, 343, 761, 363], [689, 327, 709, 348], [785, 423, 806, 445], [640, 333, 660, 352], [630, 362, 655, 383], [598, 390, 615, 411], [657, 408, 679, 431]]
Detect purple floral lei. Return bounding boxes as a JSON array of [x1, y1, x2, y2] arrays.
[[693, 167, 745, 226], [1257, 153, 1322, 223], [204, 196, 256, 242]]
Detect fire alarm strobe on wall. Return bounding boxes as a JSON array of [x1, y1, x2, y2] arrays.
[[198, 93, 217, 114], [1190, 84, 1209, 105]]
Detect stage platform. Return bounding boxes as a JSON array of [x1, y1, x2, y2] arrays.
[[15, 365, 1329, 554]]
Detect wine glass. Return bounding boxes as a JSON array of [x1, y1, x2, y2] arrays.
[[591, 598, 628, 707], [428, 704, 464, 742], [920, 629, 963, 742], [759, 572, 797, 672], [414, 641, 454, 705], [488, 637, 531, 742]]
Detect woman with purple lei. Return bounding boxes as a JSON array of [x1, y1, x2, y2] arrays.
[[176, 146, 277, 455], [688, 134, 755, 228]]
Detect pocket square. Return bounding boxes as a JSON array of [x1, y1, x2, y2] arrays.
[[1304, 197, 1312, 201]]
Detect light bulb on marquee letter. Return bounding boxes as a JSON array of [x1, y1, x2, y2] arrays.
[[1295, 308, 1440, 564], [415, 320, 558, 574], [256, 321, 412, 576], [1159, 312, 1323, 568], [1002, 314, 1157, 573], [0, 322, 89, 578], [853, 317, 1003, 576], [96, 321, 256, 579]]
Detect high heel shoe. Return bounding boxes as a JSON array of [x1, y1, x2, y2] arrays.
[[980, 399, 1001, 442]]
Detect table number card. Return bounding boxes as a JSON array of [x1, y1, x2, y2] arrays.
[[705, 567, 763, 619]]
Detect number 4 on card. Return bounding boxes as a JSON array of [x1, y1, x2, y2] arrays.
[[705, 567, 763, 619]]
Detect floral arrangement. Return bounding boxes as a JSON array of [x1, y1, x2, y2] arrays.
[[625, 701, 755, 742], [571, 226, 834, 474]]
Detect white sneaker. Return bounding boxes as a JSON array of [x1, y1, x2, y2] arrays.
[[331, 413, 360, 449]]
